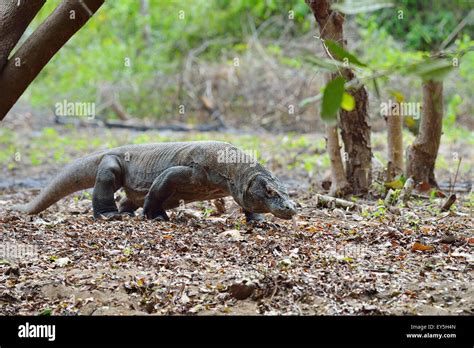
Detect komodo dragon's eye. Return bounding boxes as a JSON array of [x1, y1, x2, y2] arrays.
[[265, 184, 278, 198]]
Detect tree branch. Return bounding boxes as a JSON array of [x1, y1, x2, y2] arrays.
[[0, 0, 46, 72], [0, 0, 105, 120]]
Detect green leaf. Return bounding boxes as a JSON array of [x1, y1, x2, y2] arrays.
[[39, 308, 52, 316], [321, 77, 346, 121], [385, 175, 406, 189], [331, 0, 394, 14], [303, 55, 340, 72], [325, 40, 367, 67], [385, 179, 404, 190], [405, 58, 454, 81], [341, 92, 355, 111]]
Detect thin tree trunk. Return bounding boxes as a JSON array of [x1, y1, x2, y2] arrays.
[[0, 0, 46, 72], [140, 0, 152, 48], [406, 80, 443, 186], [339, 76, 372, 193], [303, 0, 351, 196], [0, 0, 105, 120], [386, 102, 404, 181], [305, 0, 372, 195], [326, 123, 351, 196]]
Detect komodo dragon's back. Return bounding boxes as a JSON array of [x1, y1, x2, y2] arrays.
[[10, 141, 247, 214]]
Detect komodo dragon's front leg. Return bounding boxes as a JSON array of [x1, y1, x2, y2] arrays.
[[143, 166, 197, 221], [92, 155, 124, 219]]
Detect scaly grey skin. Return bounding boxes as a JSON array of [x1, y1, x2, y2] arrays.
[[11, 141, 297, 222]]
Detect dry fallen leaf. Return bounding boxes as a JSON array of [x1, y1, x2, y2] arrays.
[[411, 242, 434, 252]]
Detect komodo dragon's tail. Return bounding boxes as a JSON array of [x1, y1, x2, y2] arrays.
[[11, 152, 107, 214]]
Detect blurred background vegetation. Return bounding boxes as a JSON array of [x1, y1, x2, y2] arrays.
[[1, 0, 472, 185], [15, 0, 471, 132]]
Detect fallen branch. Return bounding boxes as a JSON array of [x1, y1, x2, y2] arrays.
[[315, 194, 358, 210], [54, 115, 227, 132]]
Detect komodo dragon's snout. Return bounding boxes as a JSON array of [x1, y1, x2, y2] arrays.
[[242, 175, 297, 220]]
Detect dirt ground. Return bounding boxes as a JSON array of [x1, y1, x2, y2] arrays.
[[0, 122, 472, 315]]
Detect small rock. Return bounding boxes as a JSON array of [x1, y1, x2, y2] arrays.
[[220, 230, 244, 242], [54, 257, 71, 267], [332, 208, 346, 219]]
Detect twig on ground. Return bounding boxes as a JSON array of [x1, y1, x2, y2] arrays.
[[441, 194, 456, 212]]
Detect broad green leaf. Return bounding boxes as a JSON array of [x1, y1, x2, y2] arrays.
[[332, 0, 394, 14], [325, 40, 367, 67], [385, 175, 406, 189], [321, 77, 346, 121], [341, 92, 355, 111], [405, 58, 454, 81], [385, 179, 404, 189]]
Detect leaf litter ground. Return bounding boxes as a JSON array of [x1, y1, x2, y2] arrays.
[[0, 126, 472, 315]]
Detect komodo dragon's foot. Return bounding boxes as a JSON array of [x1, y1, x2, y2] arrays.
[[143, 208, 169, 221], [245, 212, 280, 229], [94, 211, 124, 220]]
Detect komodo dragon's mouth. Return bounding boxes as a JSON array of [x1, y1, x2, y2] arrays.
[[269, 200, 297, 219]]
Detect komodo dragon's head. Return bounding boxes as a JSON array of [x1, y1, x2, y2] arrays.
[[242, 175, 297, 219]]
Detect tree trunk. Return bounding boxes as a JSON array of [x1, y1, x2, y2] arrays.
[[305, 0, 372, 195], [303, 0, 351, 196], [139, 0, 152, 49], [0, 0, 46, 72], [325, 123, 351, 196], [0, 0, 105, 120], [386, 102, 404, 181], [406, 80, 443, 186], [339, 76, 372, 194]]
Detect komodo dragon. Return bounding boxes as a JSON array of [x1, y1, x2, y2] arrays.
[[11, 141, 297, 222]]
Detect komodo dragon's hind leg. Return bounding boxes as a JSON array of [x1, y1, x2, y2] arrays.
[[143, 166, 196, 221], [92, 155, 123, 219]]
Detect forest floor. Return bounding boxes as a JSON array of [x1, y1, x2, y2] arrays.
[[0, 120, 472, 315]]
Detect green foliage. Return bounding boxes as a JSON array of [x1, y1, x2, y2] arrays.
[[370, 0, 473, 51], [445, 94, 462, 128], [332, 0, 393, 15], [404, 58, 455, 81], [325, 40, 367, 67], [25, 0, 311, 119], [321, 77, 346, 120]]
